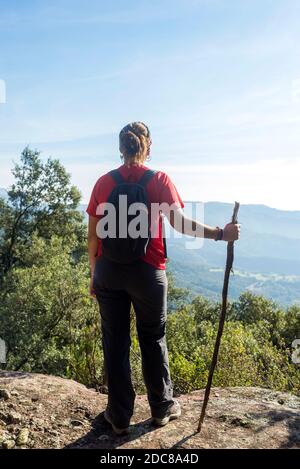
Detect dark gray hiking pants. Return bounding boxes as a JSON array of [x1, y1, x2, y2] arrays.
[[93, 257, 174, 428]]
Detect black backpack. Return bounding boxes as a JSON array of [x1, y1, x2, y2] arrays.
[[101, 169, 166, 264]]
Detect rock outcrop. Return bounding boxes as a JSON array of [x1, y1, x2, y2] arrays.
[[0, 371, 299, 449]]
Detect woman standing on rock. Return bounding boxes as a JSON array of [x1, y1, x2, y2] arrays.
[[87, 122, 240, 435]]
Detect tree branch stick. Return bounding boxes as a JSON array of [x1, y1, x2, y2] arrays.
[[197, 201, 240, 433]]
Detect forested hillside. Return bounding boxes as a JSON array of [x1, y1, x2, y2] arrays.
[[167, 201, 300, 305]]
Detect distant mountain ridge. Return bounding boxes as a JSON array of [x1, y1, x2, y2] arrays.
[[1, 187, 299, 305], [167, 201, 300, 305], [80, 200, 300, 305], [79, 200, 300, 271]]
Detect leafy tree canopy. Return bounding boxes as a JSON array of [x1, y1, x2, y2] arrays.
[[0, 147, 85, 280]]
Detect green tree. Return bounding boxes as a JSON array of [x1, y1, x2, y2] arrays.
[[166, 302, 300, 396], [0, 235, 103, 386], [232, 291, 286, 347], [282, 305, 300, 347], [190, 295, 224, 324], [167, 272, 189, 311], [0, 147, 85, 281]]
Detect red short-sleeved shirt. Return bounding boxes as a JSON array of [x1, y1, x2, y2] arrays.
[[86, 164, 184, 270]]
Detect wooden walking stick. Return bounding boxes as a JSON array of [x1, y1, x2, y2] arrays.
[[197, 201, 240, 433]]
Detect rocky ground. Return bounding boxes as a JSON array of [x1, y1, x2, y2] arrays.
[[0, 371, 299, 449]]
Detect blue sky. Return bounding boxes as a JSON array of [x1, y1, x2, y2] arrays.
[[0, 0, 300, 209]]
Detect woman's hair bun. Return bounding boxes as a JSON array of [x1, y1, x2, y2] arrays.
[[120, 130, 141, 157], [119, 121, 151, 162]]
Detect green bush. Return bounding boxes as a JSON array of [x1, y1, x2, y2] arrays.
[[166, 301, 300, 395], [0, 235, 103, 387]]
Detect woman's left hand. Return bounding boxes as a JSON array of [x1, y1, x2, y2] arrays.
[[223, 223, 241, 242]]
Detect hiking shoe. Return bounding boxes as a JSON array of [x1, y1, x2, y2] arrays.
[[152, 400, 181, 427], [104, 410, 130, 436]]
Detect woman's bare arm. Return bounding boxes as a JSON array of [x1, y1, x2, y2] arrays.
[[166, 207, 240, 241], [88, 216, 99, 277]]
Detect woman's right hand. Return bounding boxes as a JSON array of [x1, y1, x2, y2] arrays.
[[223, 223, 241, 242], [89, 276, 96, 298]]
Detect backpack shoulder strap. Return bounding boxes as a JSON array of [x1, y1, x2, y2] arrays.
[[138, 169, 157, 187], [109, 169, 124, 185]]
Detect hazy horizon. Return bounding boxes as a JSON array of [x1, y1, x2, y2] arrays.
[[1, 180, 300, 213]]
